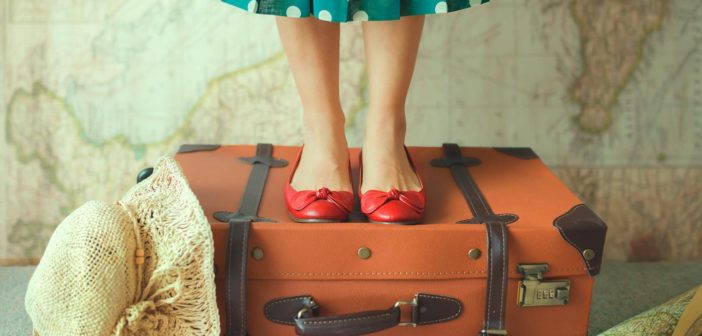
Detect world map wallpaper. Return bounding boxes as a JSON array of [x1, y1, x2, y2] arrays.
[[1, 0, 700, 264]]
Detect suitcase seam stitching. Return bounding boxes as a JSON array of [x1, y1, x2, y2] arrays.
[[226, 221, 236, 332], [499, 224, 506, 329], [486, 223, 493, 328], [250, 267, 586, 277], [240, 225, 249, 330], [302, 313, 392, 325]]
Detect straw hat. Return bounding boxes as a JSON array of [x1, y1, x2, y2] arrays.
[[25, 156, 220, 336]]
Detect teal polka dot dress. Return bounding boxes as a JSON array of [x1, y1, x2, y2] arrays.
[[222, 0, 492, 23]]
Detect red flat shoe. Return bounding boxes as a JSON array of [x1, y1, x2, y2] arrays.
[[358, 146, 426, 224], [284, 146, 354, 223]]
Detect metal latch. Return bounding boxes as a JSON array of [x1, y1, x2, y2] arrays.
[[517, 263, 570, 307]]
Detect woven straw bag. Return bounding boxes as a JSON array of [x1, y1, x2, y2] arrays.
[[25, 156, 220, 336]]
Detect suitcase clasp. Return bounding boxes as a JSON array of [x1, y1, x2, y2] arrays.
[[517, 264, 571, 307], [394, 296, 419, 327]]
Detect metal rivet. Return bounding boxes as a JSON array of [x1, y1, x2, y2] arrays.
[[251, 247, 264, 260], [468, 248, 482, 260], [582, 249, 596, 261], [357, 247, 372, 260]]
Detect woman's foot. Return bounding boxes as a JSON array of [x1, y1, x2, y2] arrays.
[[285, 109, 354, 222], [359, 110, 425, 224], [360, 114, 421, 194], [290, 110, 352, 193]]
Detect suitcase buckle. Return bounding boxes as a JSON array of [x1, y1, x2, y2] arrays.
[[296, 299, 319, 319], [517, 263, 571, 307], [394, 296, 418, 327]]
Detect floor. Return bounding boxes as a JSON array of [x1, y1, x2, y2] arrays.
[[2, 261, 701, 336]]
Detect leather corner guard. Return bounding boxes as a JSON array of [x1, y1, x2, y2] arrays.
[[493, 147, 538, 160], [553, 204, 607, 276], [177, 144, 222, 153], [265, 293, 462, 335]]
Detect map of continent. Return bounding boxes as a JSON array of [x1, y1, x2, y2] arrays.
[[570, 0, 667, 133]]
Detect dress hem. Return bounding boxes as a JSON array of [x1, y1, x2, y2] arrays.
[[221, 0, 491, 23]]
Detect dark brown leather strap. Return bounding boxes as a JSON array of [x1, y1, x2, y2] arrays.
[[226, 220, 250, 336], [214, 143, 288, 223], [265, 293, 462, 335], [482, 222, 508, 336], [431, 144, 517, 225], [214, 144, 288, 336], [432, 143, 514, 335]]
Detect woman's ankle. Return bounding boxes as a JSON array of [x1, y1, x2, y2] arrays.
[[293, 107, 351, 191], [302, 104, 345, 132], [364, 106, 407, 145]]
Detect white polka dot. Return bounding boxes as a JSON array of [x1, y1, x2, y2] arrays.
[[318, 10, 333, 21], [247, 0, 258, 12], [286, 5, 301, 17], [469, 0, 483, 7], [352, 10, 369, 21], [435, 1, 448, 13]]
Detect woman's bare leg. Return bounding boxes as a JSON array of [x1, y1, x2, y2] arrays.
[[360, 15, 425, 193], [276, 17, 352, 191]]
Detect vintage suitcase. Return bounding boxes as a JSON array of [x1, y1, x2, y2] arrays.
[[169, 143, 607, 336]]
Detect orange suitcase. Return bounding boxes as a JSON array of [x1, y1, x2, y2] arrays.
[[170, 143, 606, 336]]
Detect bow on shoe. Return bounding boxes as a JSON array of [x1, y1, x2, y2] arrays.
[[291, 187, 352, 214], [361, 188, 425, 215]]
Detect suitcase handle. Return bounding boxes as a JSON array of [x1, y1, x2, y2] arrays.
[[295, 303, 403, 336], [264, 293, 462, 335]]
